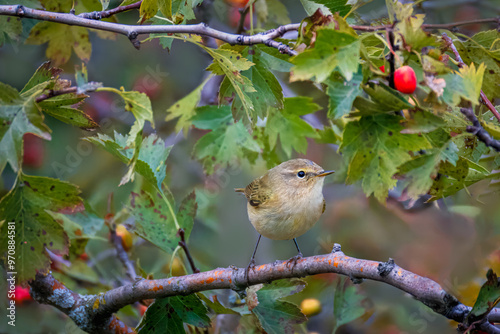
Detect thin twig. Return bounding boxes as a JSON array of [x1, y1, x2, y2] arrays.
[[106, 193, 137, 281], [177, 228, 200, 274], [350, 17, 499, 32], [442, 32, 500, 123], [460, 107, 500, 152], [236, 6, 250, 34], [78, 1, 142, 20], [0, 5, 298, 55]]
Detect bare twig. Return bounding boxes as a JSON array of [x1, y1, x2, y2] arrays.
[[236, 6, 250, 34], [106, 193, 137, 281], [0, 5, 298, 55], [350, 17, 500, 32], [78, 1, 142, 20], [460, 107, 500, 152], [177, 228, 200, 274], [442, 32, 500, 123]]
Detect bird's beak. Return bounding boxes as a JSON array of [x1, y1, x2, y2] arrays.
[[315, 170, 335, 178]]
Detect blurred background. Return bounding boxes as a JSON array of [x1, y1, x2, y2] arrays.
[[1, 0, 500, 333]]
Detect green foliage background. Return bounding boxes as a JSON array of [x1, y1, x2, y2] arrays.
[[1, 0, 500, 333]]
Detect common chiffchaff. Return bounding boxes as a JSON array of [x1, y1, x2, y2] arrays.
[[236, 159, 334, 267]]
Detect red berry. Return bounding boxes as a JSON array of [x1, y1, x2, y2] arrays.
[[14, 286, 32, 304], [379, 65, 385, 73], [394, 66, 417, 94], [23, 133, 44, 168]]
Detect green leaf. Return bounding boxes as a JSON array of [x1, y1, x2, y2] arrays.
[[198, 293, 240, 315], [100, 0, 110, 10], [26, 22, 91, 66], [307, 0, 351, 16], [21, 61, 61, 94], [131, 189, 196, 253], [265, 97, 320, 157], [0, 82, 51, 173], [166, 77, 210, 134], [140, 0, 160, 21], [0, 15, 22, 46], [326, 68, 362, 119], [193, 121, 260, 174], [98, 87, 155, 146], [442, 63, 485, 107], [428, 156, 489, 201], [291, 28, 360, 82], [38, 94, 99, 130], [205, 46, 256, 123], [172, 0, 195, 22], [398, 129, 458, 199], [400, 110, 446, 134], [86, 132, 172, 189], [0, 174, 82, 283], [148, 16, 174, 50], [220, 46, 284, 123], [352, 83, 413, 115], [191, 105, 232, 130], [467, 269, 500, 324], [333, 277, 366, 332], [340, 114, 431, 201], [137, 295, 210, 334], [249, 279, 307, 334]]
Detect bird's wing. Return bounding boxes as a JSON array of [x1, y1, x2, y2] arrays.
[[244, 175, 271, 208]]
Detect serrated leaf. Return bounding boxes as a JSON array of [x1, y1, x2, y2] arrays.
[[98, 87, 154, 146], [137, 295, 210, 334], [193, 121, 260, 174], [191, 105, 232, 130], [326, 68, 362, 119], [399, 129, 458, 199], [86, 132, 171, 189], [265, 97, 320, 157], [26, 22, 91, 66], [442, 63, 485, 107], [219, 45, 284, 123], [352, 83, 413, 115], [0, 174, 82, 283], [428, 156, 489, 201], [340, 114, 431, 201], [148, 16, 174, 50], [21, 61, 62, 94], [166, 77, 210, 134], [172, 0, 195, 21], [333, 277, 366, 332], [38, 94, 99, 130], [198, 293, 240, 315], [307, 0, 351, 16], [291, 28, 360, 82], [131, 189, 196, 253], [140, 0, 160, 21], [400, 110, 446, 134], [249, 279, 307, 334], [0, 82, 51, 173]]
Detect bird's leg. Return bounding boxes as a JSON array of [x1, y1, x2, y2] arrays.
[[245, 234, 262, 285], [287, 238, 303, 269]]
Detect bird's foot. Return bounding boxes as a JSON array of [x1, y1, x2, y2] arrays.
[[245, 259, 256, 285], [286, 252, 303, 270]]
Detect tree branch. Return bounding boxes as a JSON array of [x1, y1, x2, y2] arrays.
[[460, 106, 500, 152], [442, 32, 500, 123], [0, 5, 298, 55], [350, 17, 500, 32], [177, 228, 200, 274], [30, 272, 135, 334], [78, 1, 142, 20], [31, 245, 497, 333]]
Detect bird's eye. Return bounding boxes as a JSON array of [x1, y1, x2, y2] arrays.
[[297, 171, 306, 178]]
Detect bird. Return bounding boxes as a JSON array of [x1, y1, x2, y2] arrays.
[[235, 158, 334, 275]]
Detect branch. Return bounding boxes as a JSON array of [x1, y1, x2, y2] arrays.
[[78, 1, 142, 20], [0, 5, 298, 55], [442, 32, 500, 123], [350, 17, 500, 32], [460, 106, 500, 152], [30, 273, 135, 334]]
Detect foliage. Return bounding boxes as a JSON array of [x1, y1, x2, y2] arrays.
[[1, 0, 500, 333]]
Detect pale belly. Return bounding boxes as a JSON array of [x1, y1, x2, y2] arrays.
[[248, 200, 323, 240]]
